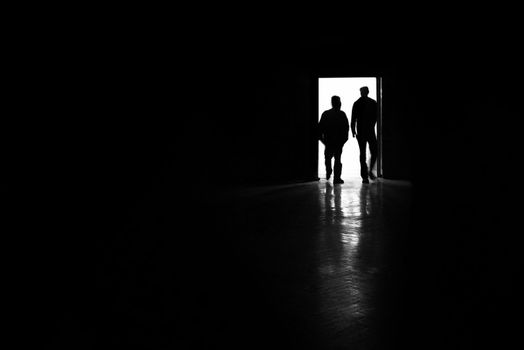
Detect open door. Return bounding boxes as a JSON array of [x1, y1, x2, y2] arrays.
[[317, 77, 382, 180], [377, 76, 383, 177]]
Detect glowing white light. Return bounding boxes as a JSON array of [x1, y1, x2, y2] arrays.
[[318, 78, 377, 179]]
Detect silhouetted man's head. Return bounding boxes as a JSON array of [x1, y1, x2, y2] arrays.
[[360, 86, 369, 97], [331, 95, 341, 110]]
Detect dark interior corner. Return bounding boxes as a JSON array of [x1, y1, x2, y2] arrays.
[[12, 17, 524, 349]]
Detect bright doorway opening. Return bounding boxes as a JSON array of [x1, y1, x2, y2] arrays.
[[318, 77, 380, 180]]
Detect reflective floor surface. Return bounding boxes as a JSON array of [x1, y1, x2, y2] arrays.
[[55, 178, 414, 348]]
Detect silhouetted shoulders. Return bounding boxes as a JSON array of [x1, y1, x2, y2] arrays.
[[319, 110, 328, 124]]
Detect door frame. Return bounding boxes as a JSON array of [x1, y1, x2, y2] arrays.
[[313, 76, 383, 179]]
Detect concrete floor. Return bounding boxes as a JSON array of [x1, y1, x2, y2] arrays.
[[197, 178, 412, 349], [53, 178, 409, 348], [51, 175, 522, 349]]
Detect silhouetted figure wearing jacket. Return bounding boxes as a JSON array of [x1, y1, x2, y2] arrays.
[[351, 86, 378, 183], [319, 96, 349, 184]]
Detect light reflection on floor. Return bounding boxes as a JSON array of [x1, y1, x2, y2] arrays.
[[315, 178, 391, 342]]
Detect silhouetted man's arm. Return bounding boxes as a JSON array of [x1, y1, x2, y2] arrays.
[[350, 103, 357, 137], [342, 111, 349, 143], [373, 100, 378, 127]]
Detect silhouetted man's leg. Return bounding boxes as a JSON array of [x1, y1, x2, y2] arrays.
[[357, 135, 368, 182], [334, 146, 344, 184], [368, 133, 378, 179], [324, 146, 333, 179]]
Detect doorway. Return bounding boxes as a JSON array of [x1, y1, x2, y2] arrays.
[[318, 77, 381, 180]]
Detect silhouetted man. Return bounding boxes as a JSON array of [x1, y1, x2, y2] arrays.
[[318, 96, 349, 184], [351, 86, 378, 183]]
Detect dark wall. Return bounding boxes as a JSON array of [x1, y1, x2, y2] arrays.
[[175, 35, 416, 186], [25, 33, 420, 196], [180, 51, 316, 185]]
